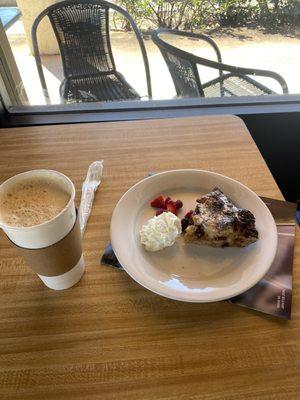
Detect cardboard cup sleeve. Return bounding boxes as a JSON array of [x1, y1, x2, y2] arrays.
[[12, 213, 82, 277]]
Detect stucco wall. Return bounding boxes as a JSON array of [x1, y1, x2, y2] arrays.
[[16, 0, 60, 55], [0, 1, 17, 6]]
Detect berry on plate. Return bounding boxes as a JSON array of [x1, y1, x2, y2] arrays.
[[150, 195, 166, 209], [156, 209, 165, 216], [185, 210, 194, 220], [166, 201, 177, 216], [175, 200, 183, 209]]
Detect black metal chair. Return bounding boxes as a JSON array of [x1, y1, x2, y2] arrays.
[[151, 28, 288, 98], [32, 0, 152, 104]]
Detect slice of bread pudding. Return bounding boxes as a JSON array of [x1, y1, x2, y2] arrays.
[[183, 188, 259, 248]]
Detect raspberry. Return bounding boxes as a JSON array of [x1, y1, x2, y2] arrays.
[[150, 195, 166, 209], [175, 200, 183, 209]]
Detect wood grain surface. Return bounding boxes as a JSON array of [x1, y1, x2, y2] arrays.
[[0, 115, 299, 400]]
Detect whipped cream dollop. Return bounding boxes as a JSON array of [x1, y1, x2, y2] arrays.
[[140, 212, 182, 252]]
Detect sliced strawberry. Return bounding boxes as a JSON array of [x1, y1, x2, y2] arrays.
[[150, 195, 166, 209], [166, 201, 177, 215], [165, 196, 171, 206], [156, 209, 165, 216], [175, 200, 183, 209], [185, 210, 194, 219]]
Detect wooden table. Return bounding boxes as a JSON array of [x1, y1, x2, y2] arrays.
[[0, 115, 299, 400]]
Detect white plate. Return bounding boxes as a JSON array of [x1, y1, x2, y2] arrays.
[[110, 170, 277, 302]]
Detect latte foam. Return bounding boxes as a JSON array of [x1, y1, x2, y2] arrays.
[[0, 177, 70, 227]]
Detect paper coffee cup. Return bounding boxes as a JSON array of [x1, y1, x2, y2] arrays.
[[0, 170, 85, 290]]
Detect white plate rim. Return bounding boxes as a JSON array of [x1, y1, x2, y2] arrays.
[[110, 169, 278, 303]]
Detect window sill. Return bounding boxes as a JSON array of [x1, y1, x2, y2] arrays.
[[2, 94, 300, 127]]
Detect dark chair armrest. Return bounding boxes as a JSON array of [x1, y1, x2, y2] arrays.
[[152, 28, 288, 94], [196, 57, 289, 94]]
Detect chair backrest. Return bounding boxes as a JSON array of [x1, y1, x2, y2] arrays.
[[159, 47, 203, 98], [48, 2, 115, 78], [151, 28, 222, 98], [32, 0, 152, 102]]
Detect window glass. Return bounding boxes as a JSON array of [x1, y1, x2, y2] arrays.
[[1, 0, 299, 107]]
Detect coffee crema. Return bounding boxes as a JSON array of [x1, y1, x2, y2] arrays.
[[0, 178, 70, 227]]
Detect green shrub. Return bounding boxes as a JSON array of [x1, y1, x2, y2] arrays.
[[115, 0, 300, 32], [257, 0, 300, 30], [115, 0, 194, 30], [217, 0, 260, 27]]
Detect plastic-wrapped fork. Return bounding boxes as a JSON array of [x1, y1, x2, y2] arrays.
[[78, 161, 104, 237]]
